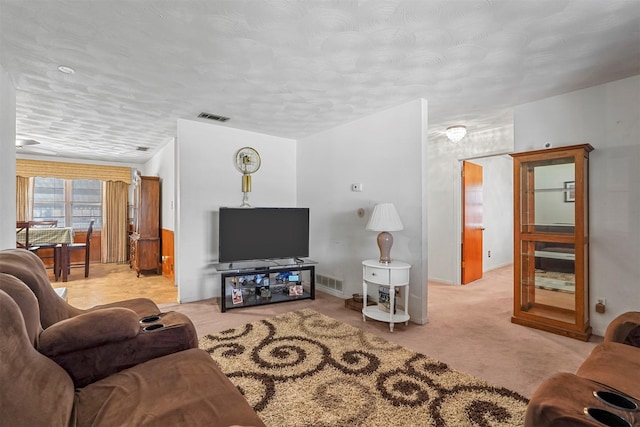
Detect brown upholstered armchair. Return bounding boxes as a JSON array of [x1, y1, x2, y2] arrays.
[[0, 248, 159, 326], [0, 279, 266, 427], [0, 248, 198, 387], [524, 311, 640, 427], [603, 311, 640, 346]]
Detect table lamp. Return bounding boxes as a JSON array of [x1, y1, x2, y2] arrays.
[[366, 203, 403, 264]]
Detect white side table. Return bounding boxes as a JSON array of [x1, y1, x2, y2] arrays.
[[362, 259, 411, 332]]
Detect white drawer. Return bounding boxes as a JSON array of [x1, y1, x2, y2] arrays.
[[364, 266, 389, 284]]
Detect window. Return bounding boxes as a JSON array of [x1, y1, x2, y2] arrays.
[[33, 177, 101, 229]]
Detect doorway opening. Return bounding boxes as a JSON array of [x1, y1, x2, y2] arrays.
[[456, 154, 513, 285]]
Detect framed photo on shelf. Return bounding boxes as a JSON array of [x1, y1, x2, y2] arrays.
[[289, 284, 303, 296], [231, 288, 243, 304], [564, 181, 575, 202]]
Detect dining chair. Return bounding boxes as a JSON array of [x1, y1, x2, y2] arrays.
[[16, 221, 41, 252], [57, 220, 94, 279], [16, 221, 31, 249], [29, 220, 59, 267]]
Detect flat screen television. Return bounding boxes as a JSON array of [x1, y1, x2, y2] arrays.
[[218, 207, 309, 263]]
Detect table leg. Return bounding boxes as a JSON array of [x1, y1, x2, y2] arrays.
[[405, 284, 410, 325], [60, 243, 68, 282], [388, 285, 397, 332], [221, 274, 227, 313], [54, 246, 60, 281], [362, 281, 367, 322]]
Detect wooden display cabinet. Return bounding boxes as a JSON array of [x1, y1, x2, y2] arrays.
[[130, 175, 161, 276], [510, 144, 593, 341]]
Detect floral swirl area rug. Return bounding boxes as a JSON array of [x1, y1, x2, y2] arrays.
[[199, 309, 528, 427]]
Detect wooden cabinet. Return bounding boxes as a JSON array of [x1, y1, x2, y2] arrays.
[[130, 175, 160, 276], [510, 144, 593, 341]]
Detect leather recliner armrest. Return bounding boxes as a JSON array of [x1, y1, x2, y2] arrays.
[[39, 307, 140, 356], [604, 311, 640, 346]]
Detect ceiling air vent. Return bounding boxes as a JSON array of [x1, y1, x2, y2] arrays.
[[198, 112, 230, 122], [136, 146, 149, 151]]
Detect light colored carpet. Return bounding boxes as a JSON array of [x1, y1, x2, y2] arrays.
[[199, 309, 528, 427]]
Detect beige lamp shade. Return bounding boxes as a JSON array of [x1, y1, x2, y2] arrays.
[[366, 203, 403, 264], [366, 203, 403, 232]]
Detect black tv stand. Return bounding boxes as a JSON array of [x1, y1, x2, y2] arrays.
[[213, 259, 317, 312]]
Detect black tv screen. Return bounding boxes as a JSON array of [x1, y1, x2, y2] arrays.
[[218, 207, 309, 263]]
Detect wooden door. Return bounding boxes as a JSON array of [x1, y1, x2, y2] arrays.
[[462, 161, 484, 284]]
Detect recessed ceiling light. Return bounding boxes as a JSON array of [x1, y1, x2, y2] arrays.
[[57, 65, 75, 74]]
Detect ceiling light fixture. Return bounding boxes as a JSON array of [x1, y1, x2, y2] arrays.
[[446, 125, 467, 143], [15, 139, 39, 147], [15, 139, 57, 155], [57, 65, 75, 74]]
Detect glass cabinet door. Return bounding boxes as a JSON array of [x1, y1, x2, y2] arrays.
[[511, 144, 593, 341], [519, 158, 576, 322]]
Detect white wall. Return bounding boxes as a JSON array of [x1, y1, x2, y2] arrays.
[[428, 125, 514, 284], [0, 65, 16, 249], [297, 99, 429, 324], [175, 119, 297, 302], [471, 155, 513, 271], [514, 75, 640, 336], [144, 137, 176, 231]]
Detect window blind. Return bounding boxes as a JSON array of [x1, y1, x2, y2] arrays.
[[16, 159, 131, 184]]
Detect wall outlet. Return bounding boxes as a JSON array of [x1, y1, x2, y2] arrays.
[[351, 183, 363, 192]]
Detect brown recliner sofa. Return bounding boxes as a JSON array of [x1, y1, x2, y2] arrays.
[[525, 311, 640, 427], [0, 276, 265, 427], [0, 248, 198, 387], [0, 248, 160, 326]]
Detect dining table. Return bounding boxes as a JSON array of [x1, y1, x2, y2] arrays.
[[16, 226, 75, 282]]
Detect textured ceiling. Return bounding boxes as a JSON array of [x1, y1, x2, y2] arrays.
[[1, 0, 639, 163]]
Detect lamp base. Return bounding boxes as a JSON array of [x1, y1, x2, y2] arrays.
[[377, 231, 394, 264]]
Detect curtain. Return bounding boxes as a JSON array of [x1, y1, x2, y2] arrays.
[[101, 181, 129, 263], [15, 176, 33, 221]]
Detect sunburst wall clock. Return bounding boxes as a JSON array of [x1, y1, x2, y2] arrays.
[[234, 147, 261, 207]]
